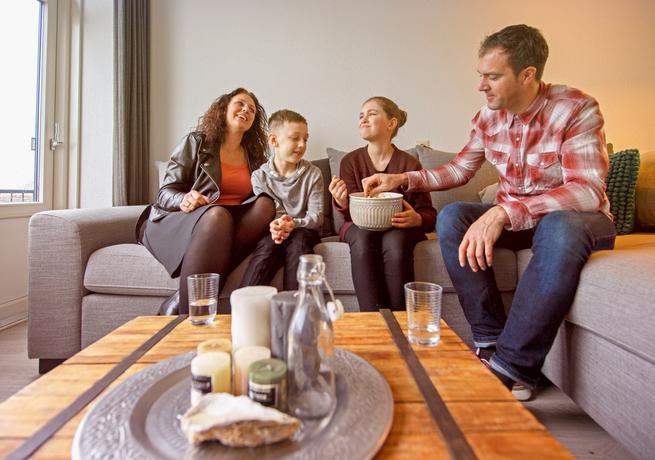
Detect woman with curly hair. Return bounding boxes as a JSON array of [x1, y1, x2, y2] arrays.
[[137, 88, 275, 314]]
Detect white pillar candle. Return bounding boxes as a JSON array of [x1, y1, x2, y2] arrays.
[[190, 351, 231, 406], [234, 345, 270, 396], [197, 338, 232, 355], [230, 286, 277, 352]]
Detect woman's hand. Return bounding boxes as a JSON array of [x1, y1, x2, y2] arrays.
[[392, 200, 423, 228], [180, 190, 209, 213], [329, 176, 348, 208]]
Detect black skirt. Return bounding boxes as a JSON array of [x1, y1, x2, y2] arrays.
[[138, 193, 272, 278], [139, 205, 221, 278]]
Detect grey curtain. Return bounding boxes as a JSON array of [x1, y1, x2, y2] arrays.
[[113, 0, 150, 206]]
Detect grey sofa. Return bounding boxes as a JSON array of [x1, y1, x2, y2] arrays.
[[28, 147, 655, 459]]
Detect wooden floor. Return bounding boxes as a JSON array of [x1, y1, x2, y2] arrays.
[[0, 320, 636, 459]]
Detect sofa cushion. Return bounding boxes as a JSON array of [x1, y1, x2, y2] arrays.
[[478, 183, 498, 204], [517, 234, 655, 363], [85, 244, 177, 296], [415, 147, 499, 212], [81, 294, 162, 347], [606, 149, 640, 234], [314, 241, 356, 292], [84, 239, 355, 301], [635, 150, 655, 230], [413, 239, 517, 292], [309, 158, 335, 237]]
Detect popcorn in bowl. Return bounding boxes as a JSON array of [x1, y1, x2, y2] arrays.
[[349, 192, 403, 231]]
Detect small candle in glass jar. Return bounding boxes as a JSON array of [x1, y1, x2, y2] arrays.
[[190, 351, 231, 406], [197, 338, 232, 355], [248, 358, 287, 411], [234, 346, 270, 396]]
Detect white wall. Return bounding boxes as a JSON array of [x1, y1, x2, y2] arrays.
[[150, 0, 655, 199]]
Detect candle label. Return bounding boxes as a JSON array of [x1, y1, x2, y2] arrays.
[[192, 374, 212, 394], [248, 381, 285, 409]]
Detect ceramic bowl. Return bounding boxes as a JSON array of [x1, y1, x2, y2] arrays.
[[349, 192, 403, 231]]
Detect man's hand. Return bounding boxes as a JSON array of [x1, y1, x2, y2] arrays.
[[270, 215, 295, 244], [329, 176, 348, 208], [392, 200, 423, 228], [458, 206, 509, 272], [362, 173, 408, 197], [180, 190, 209, 213]]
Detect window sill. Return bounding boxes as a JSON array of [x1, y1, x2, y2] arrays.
[[0, 202, 50, 220]]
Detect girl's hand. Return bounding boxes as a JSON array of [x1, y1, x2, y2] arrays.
[[180, 190, 209, 213], [391, 200, 423, 228], [329, 176, 348, 208]]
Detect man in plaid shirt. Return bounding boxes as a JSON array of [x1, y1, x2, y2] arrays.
[[364, 24, 616, 400]]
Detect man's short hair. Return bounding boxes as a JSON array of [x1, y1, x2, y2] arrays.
[[268, 109, 307, 132], [479, 24, 549, 80]]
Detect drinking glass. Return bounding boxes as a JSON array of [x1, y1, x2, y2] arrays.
[[404, 282, 442, 346], [187, 273, 219, 325]]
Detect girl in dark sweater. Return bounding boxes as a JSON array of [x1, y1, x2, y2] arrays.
[[329, 97, 436, 311]]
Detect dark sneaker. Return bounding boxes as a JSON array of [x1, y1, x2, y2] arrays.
[[475, 347, 495, 365], [476, 347, 534, 401]]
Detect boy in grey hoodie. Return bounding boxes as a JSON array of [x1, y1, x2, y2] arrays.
[[240, 110, 324, 290]]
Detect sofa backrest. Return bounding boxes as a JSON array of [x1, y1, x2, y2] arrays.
[[310, 157, 338, 237], [156, 147, 499, 238], [316, 146, 499, 236]]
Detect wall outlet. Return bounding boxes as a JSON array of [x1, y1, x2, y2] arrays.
[[416, 139, 430, 147]]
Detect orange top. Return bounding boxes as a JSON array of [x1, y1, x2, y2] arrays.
[[216, 162, 252, 205]]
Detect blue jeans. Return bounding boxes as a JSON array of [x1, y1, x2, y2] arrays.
[[437, 202, 616, 387]]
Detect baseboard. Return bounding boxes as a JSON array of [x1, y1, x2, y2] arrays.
[[0, 297, 28, 330]]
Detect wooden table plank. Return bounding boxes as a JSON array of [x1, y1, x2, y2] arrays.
[[0, 312, 572, 459], [468, 431, 576, 460]]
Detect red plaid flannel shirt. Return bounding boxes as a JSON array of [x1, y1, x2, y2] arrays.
[[406, 83, 611, 230]]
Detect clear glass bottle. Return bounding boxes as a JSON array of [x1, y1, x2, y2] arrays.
[[286, 254, 336, 419]]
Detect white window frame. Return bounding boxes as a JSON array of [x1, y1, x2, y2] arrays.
[[0, 0, 81, 220]]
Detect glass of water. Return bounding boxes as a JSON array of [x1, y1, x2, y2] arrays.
[[404, 282, 442, 346], [187, 273, 219, 325]]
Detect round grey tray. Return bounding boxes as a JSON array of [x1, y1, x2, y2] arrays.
[[72, 348, 393, 460]]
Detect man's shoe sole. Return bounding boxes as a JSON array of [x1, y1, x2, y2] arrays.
[[512, 384, 533, 401]]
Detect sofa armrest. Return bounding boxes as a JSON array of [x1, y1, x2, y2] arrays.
[[28, 205, 147, 360]]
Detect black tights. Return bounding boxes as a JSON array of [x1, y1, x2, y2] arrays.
[[178, 196, 275, 314], [344, 225, 426, 312]]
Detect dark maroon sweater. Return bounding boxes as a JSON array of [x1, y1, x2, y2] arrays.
[[335, 146, 437, 239]]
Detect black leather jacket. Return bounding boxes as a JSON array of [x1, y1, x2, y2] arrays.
[[147, 132, 258, 222]]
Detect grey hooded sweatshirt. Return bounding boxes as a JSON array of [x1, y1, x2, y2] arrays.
[[251, 157, 324, 232]]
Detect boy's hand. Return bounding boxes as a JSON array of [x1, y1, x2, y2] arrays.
[[392, 200, 423, 228], [180, 190, 209, 213], [278, 215, 295, 232], [329, 176, 348, 208], [270, 215, 295, 244]]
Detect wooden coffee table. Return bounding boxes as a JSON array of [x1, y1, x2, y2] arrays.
[[0, 313, 572, 459]]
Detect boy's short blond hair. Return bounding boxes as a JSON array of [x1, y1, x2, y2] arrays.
[[268, 109, 307, 132]]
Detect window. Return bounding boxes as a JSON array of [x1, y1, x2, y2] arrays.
[[0, 0, 61, 218]]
